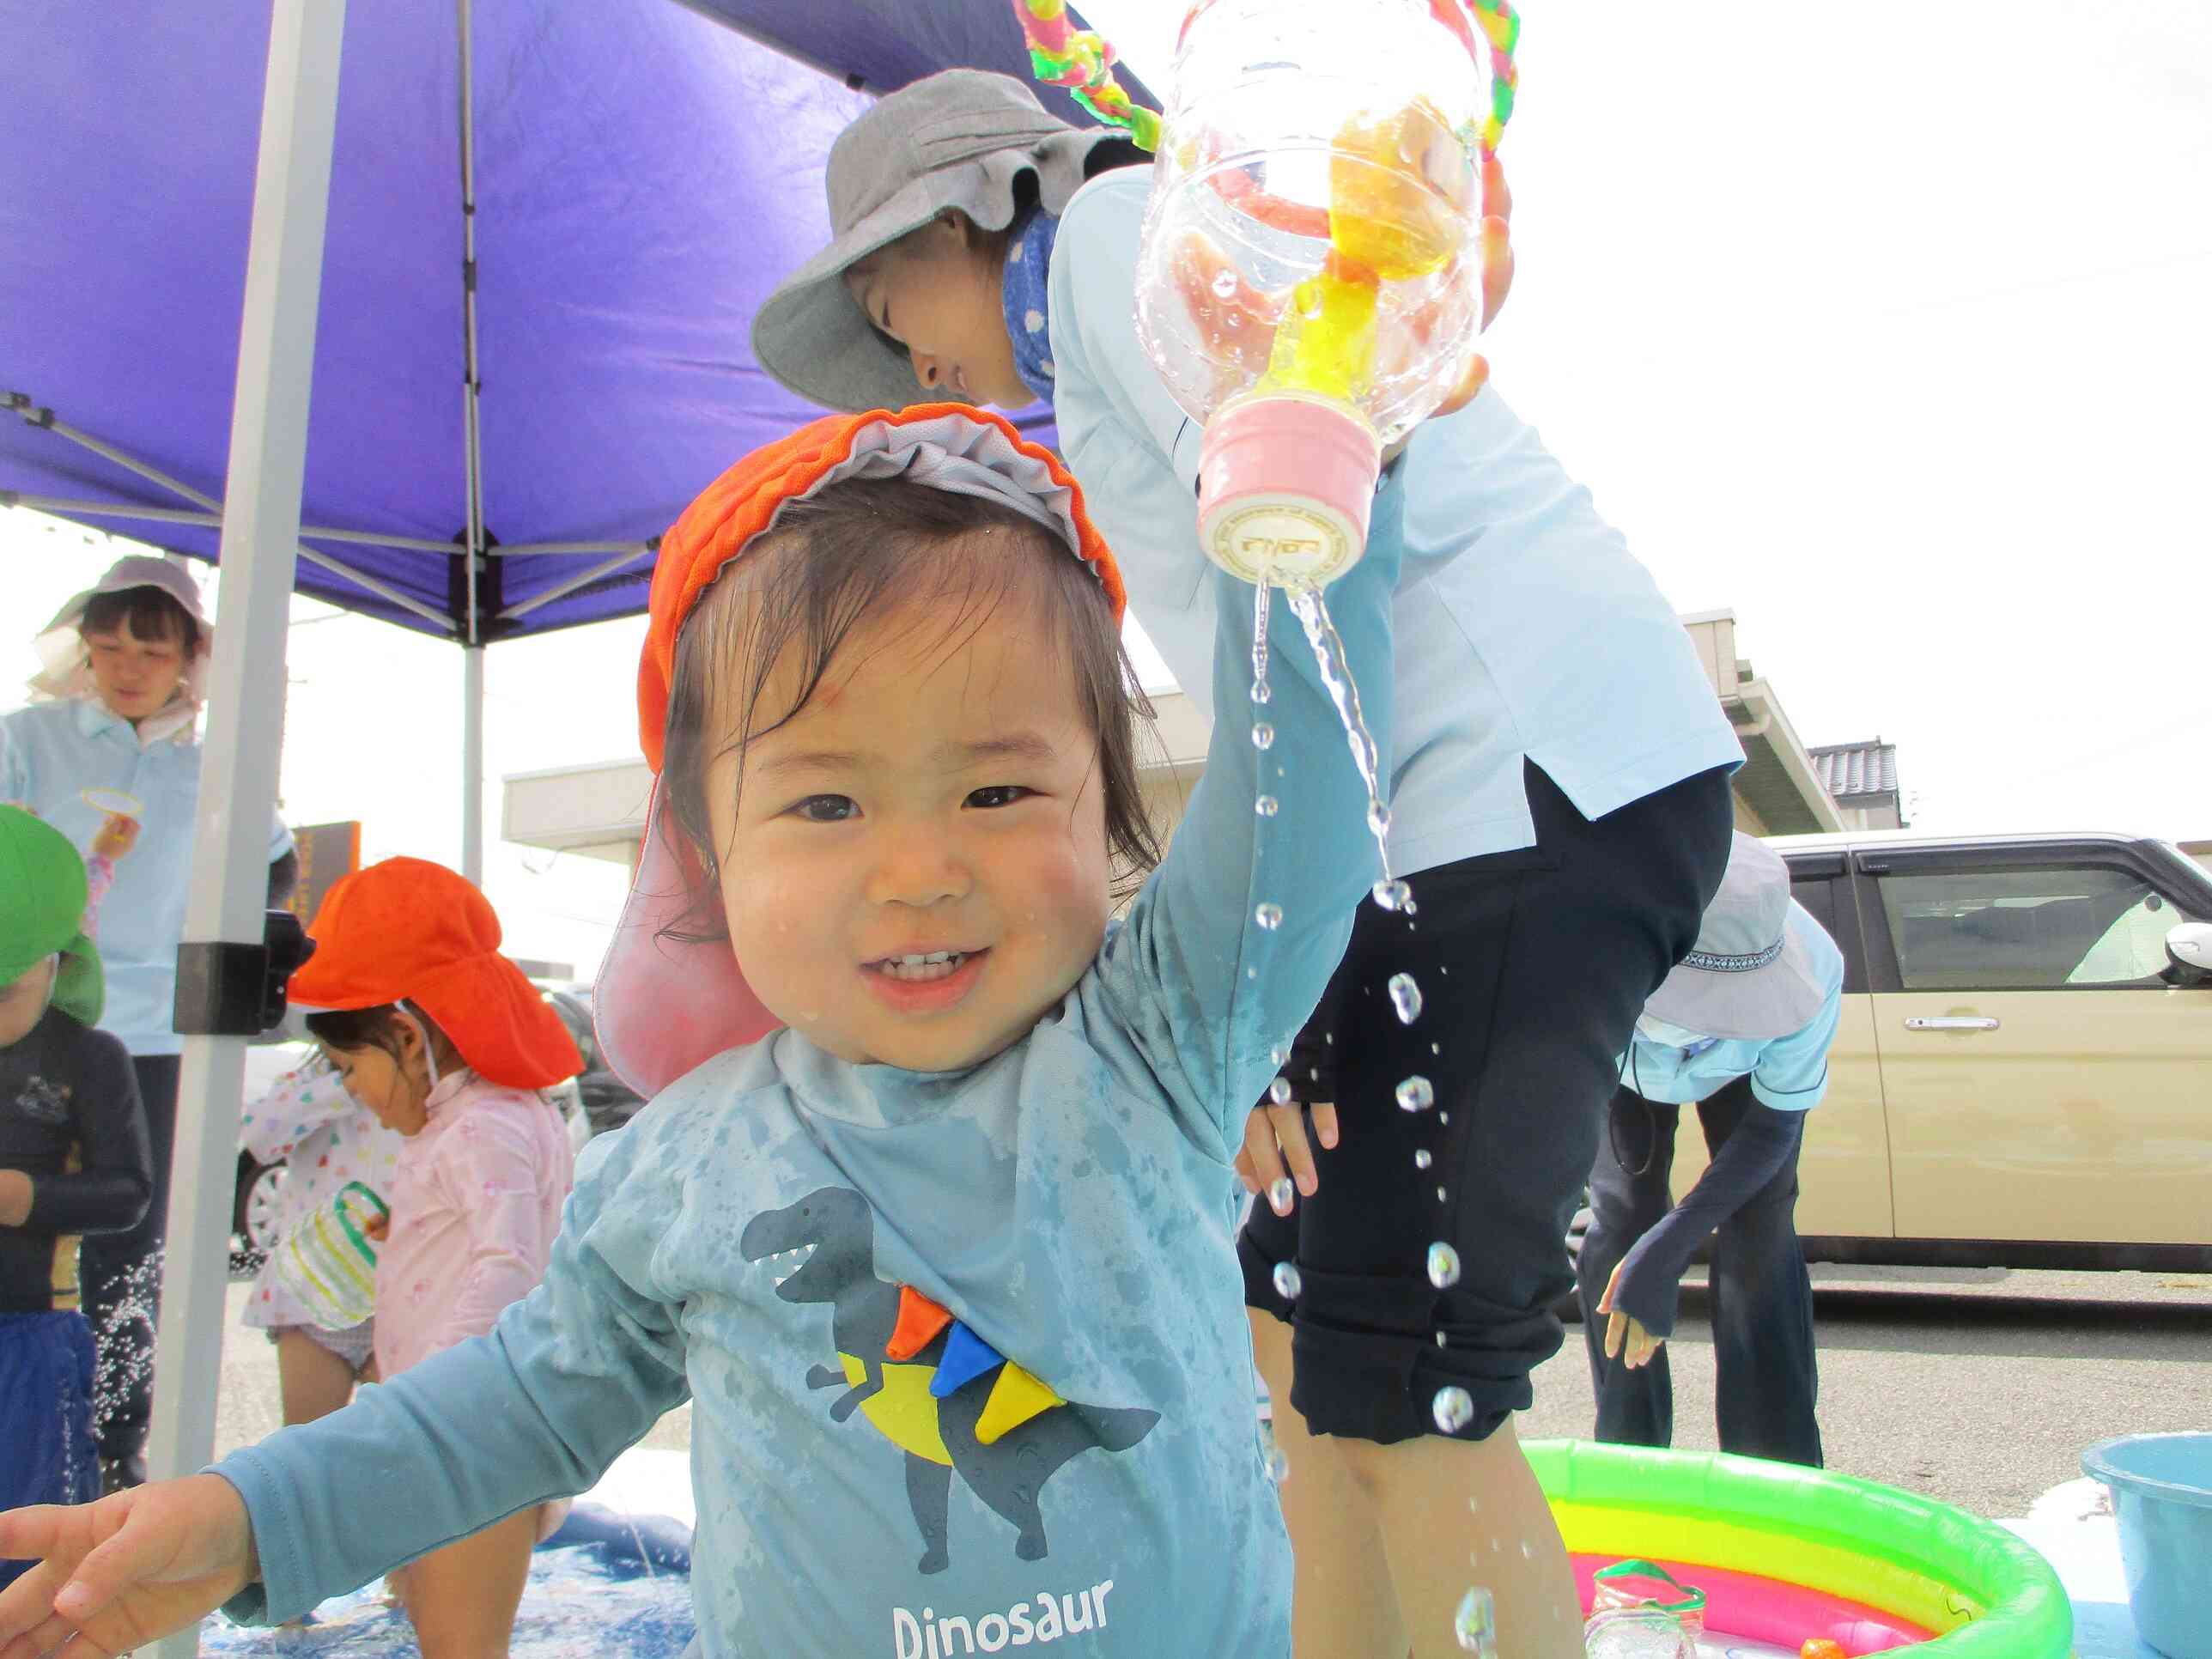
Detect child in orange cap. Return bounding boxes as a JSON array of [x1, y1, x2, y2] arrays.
[[286, 855, 579, 1656], [0, 404, 1404, 1656]]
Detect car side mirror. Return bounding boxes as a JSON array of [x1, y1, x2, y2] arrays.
[[2164, 921, 2212, 986]]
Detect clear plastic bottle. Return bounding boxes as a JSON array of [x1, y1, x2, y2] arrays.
[[1133, 0, 1495, 586]]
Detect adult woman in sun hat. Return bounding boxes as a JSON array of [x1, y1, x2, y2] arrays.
[[1, 554, 297, 1491], [1578, 832, 1844, 1469], [755, 65, 1741, 1657]]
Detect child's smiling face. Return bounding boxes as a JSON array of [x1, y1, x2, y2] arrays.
[[847, 216, 1034, 410], [705, 566, 1113, 1072]]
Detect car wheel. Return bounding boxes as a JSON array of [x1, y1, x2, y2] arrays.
[[234, 1158, 287, 1259]]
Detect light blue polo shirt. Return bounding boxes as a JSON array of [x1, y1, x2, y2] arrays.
[[1, 698, 293, 1056], [1048, 168, 1744, 874], [1617, 902, 1845, 1112]]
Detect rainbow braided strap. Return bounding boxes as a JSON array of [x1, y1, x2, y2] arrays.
[[1010, 1, 1520, 159], [1014, 0, 1162, 152], [1468, 0, 1521, 158]]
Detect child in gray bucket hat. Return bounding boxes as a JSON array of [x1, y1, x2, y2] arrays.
[[1579, 833, 1845, 1469], [757, 64, 1747, 1653]]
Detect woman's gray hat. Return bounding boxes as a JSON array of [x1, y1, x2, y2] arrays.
[[1644, 833, 1827, 1042], [752, 69, 1141, 416]]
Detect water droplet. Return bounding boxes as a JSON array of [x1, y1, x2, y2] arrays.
[[1413, 1148, 1433, 1170], [1267, 1447, 1290, 1483], [1268, 1176, 1295, 1213], [1452, 1584, 1498, 1654], [1267, 1076, 1293, 1107], [1273, 1261, 1303, 1300], [1367, 801, 1392, 838], [1519, 1540, 1534, 1560], [1269, 1043, 1287, 1066], [1251, 721, 1275, 750], [1249, 679, 1272, 705], [1395, 1075, 1435, 1112], [1370, 878, 1414, 912], [1438, 1111, 1449, 1126], [1211, 269, 1240, 299], [1431, 1042, 1442, 1055], [1436, 1330, 1448, 1346], [1388, 972, 1423, 1024], [1254, 793, 1279, 817], [1426, 1242, 1462, 1288], [1436, 1185, 1448, 1202], [1255, 902, 1283, 931], [1468, 1495, 1480, 1516], [1431, 1385, 1474, 1435]]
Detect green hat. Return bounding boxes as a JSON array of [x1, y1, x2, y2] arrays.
[[0, 805, 103, 1024]]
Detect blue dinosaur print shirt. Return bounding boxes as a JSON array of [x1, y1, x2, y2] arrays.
[[210, 506, 1406, 1656]]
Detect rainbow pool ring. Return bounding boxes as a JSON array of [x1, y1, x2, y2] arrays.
[[1529, 1441, 2072, 1656]]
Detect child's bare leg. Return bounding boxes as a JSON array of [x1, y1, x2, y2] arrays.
[[1250, 1311, 1407, 1659], [392, 1507, 538, 1659], [1336, 1416, 1581, 1659], [274, 1331, 356, 1426]]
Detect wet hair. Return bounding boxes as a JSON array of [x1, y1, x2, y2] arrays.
[[305, 1003, 459, 1074], [658, 475, 1163, 944], [79, 586, 202, 658]]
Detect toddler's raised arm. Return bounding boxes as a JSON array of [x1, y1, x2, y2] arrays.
[[1099, 491, 1401, 1146]]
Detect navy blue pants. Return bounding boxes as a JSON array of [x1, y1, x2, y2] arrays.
[[0, 1311, 100, 1588], [1577, 1077, 1824, 1467], [1241, 762, 1735, 1444]]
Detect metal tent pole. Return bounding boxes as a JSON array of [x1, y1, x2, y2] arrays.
[[462, 643, 485, 880], [457, 0, 488, 884], [146, 4, 344, 1656]]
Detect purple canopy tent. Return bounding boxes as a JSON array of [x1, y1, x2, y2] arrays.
[[1, 8, 1152, 1647]]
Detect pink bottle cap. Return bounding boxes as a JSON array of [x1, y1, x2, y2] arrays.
[[1196, 395, 1382, 586]]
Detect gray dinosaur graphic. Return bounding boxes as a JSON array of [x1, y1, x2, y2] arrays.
[[740, 1186, 1158, 1575]]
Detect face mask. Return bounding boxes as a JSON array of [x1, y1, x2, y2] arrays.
[[1635, 1012, 1712, 1050]]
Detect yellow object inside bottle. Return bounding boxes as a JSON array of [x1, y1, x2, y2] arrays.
[[1256, 97, 1467, 407]]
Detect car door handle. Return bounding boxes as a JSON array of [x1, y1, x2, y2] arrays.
[[1905, 1016, 2000, 1031]]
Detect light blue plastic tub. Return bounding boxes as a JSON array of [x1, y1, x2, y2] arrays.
[[2083, 1431, 2212, 1659]]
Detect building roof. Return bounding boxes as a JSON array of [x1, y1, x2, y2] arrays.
[[1808, 738, 1900, 802]]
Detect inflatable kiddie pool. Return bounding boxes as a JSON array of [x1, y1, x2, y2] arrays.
[[1528, 1440, 2072, 1656]]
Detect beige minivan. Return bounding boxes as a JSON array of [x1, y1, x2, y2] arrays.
[[1661, 830, 2212, 1271]]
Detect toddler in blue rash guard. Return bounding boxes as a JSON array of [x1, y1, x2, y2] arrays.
[[0, 404, 1405, 1657]]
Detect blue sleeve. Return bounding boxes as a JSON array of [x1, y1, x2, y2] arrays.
[[1611, 1103, 1803, 1339], [1048, 175, 1227, 723], [1750, 983, 1841, 1112], [210, 1131, 690, 1625], [1096, 491, 1401, 1149]]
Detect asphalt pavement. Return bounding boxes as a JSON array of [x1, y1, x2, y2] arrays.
[[209, 1264, 2211, 1522]]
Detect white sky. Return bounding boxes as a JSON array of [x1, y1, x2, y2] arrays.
[[8, 0, 2209, 976]]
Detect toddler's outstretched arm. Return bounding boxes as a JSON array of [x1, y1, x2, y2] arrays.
[[0, 1476, 255, 1659]]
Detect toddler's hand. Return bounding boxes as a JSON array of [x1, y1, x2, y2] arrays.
[[1235, 1091, 1340, 1212], [0, 1475, 258, 1659], [90, 814, 140, 862]]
